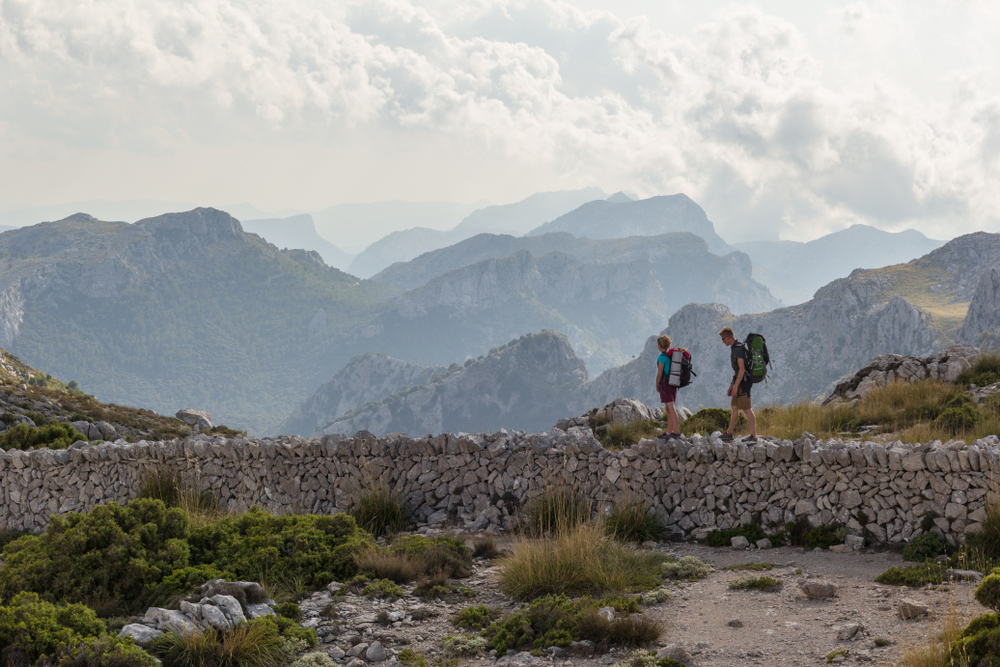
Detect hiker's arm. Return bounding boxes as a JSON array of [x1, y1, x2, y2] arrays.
[[655, 361, 664, 390]]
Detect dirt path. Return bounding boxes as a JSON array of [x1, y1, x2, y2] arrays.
[[299, 540, 988, 667]]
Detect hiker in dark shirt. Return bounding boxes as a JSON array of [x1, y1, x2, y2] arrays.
[[718, 326, 757, 443], [654, 334, 680, 439]]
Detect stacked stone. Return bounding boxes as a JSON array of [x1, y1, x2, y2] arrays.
[[0, 425, 997, 545]]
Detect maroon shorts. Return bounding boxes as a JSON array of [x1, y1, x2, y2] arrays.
[[659, 385, 677, 404]]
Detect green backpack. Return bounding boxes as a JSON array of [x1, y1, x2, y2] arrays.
[[744, 332, 770, 383]]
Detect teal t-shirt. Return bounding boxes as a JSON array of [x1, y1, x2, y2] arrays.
[[657, 352, 670, 374]]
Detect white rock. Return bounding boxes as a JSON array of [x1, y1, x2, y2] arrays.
[[118, 624, 163, 644], [899, 599, 929, 620], [731, 536, 750, 549]]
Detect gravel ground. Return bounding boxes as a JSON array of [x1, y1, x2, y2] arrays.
[[297, 537, 988, 667]]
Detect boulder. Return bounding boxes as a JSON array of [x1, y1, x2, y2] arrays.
[[176, 409, 213, 430], [798, 580, 838, 599], [899, 599, 929, 620], [118, 624, 163, 644], [657, 642, 696, 666], [142, 608, 196, 635]]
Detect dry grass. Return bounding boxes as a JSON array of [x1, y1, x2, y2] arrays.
[[597, 419, 662, 450], [519, 487, 590, 536], [603, 495, 662, 543], [150, 620, 290, 667], [499, 521, 663, 601], [139, 467, 220, 527], [350, 482, 410, 537], [897, 602, 967, 667], [354, 550, 418, 584], [750, 379, 1000, 443]]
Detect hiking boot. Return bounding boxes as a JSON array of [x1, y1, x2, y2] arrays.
[[670, 432, 682, 439], [719, 433, 734, 442], [744, 435, 758, 444], [657, 432, 677, 441]]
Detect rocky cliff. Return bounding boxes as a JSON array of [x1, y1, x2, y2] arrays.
[[958, 268, 1000, 350], [317, 330, 588, 436], [278, 353, 446, 437], [526, 194, 734, 256]]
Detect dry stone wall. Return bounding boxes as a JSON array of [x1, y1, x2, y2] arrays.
[[1, 426, 997, 546]]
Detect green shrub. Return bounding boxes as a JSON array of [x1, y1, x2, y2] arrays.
[[976, 569, 1000, 612], [951, 612, 1000, 667], [149, 564, 223, 604], [639, 587, 672, 605], [934, 405, 980, 433], [902, 532, 950, 562], [350, 484, 410, 537], [453, 605, 501, 631], [611, 651, 686, 667], [272, 614, 317, 647], [728, 575, 782, 591], [290, 652, 336, 667], [149, 616, 291, 667], [441, 633, 488, 657], [189, 508, 373, 589], [55, 634, 159, 667], [0, 421, 87, 450], [604, 499, 662, 543], [397, 648, 429, 667], [520, 488, 590, 535], [0, 499, 191, 613], [661, 556, 710, 581], [957, 353, 1000, 387], [704, 523, 769, 548], [784, 520, 846, 549], [361, 579, 404, 600], [274, 602, 301, 622], [0, 593, 107, 664], [483, 595, 661, 656], [874, 563, 946, 587], [967, 487, 1000, 562]]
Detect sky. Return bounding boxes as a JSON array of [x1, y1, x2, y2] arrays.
[[0, 0, 998, 243]]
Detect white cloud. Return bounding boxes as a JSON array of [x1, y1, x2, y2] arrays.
[[0, 0, 998, 241]]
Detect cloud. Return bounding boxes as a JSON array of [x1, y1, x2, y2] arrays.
[[0, 0, 998, 241]]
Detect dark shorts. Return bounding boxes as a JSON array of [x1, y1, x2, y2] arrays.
[[659, 385, 677, 404]]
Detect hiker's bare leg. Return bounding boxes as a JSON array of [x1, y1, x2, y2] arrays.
[[727, 405, 739, 435], [664, 403, 678, 434], [744, 408, 757, 437]]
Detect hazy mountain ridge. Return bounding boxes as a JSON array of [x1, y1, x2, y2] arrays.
[[0, 208, 396, 434], [735, 224, 945, 305], [315, 330, 588, 437], [346, 188, 607, 278], [358, 234, 779, 374], [527, 194, 734, 256], [242, 214, 355, 270]]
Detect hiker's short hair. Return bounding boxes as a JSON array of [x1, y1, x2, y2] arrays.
[[657, 335, 671, 350], [719, 326, 735, 339]]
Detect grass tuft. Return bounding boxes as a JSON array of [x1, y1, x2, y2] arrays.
[[471, 535, 501, 559], [604, 497, 662, 543], [520, 487, 590, 536], [350, 483, 410, 537], [728, 575, 782, 591], [499, 522, 665, 601], [149, 617, 291, 667]]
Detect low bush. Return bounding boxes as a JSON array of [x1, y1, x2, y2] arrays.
[[55, 634, 159, 667], [681, 408, 739, 435], [977, 569, 1000, 612], [0, 499, 192, 614], [149, 616, 291, 667], [189, 508, 373, 590], [957, 353, 1000, 387], [728, 575, 782, 591], [441, 633, 488, 657], [612, 650, 685, 667], [0, 592, 107, 665], [390, 535, 473, 579], [661, 556, 711, 581], [520, 487, 590, 535], [598, 420, 661, 450], [290, 652, 336, 667], [350, 483, 410, 537], [950, 576, 1000, 667], [784, 520, 846, 549], [0, 421, 86, 450], [722, 563, 775, 571], [397, 648, 429, 667], [604, 498, 662, 543], [361, 579, 404, 600], [966, 480, 1000, 562], [453, 605, 501, 631], [274, 602, 301, 622], [874, 563, 946, 587], [639, 587, 672, 605], [704, 523, 769, 548], [499, 522, 665, 601], [471, 535, 501, 559], [483, 594, 661, 656], [902, 532, 951, 562]]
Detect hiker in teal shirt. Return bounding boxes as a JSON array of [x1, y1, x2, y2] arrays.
[[655, 334, 680, 439]]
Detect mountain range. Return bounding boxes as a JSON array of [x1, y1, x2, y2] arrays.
[[242, 214, 355, 271], [347, 188, 607, 278], [735, 225, 944, 305]]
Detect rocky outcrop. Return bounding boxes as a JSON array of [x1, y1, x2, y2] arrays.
[[824, 346, 980, 405], [316, 331, 588, 437], [958, 268, 1000, 349], [279, 354, 446, 437], [176, 409, 214, 431], [526, 193, 734, 256]]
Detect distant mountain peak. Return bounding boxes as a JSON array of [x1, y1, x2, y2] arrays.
[[606, 191, 634, 203]]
